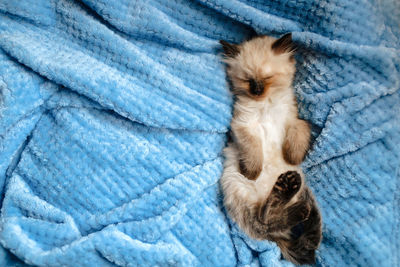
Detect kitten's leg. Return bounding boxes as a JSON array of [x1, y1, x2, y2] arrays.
[[231, 122, 263, 180], [255, 172, 310, 234], [282, 119, 311, 165], [273, 171, 311, 221]]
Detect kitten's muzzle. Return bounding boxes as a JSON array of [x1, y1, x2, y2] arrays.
[[249, 79, 264, 96]]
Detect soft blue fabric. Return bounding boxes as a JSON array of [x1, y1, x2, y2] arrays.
[[0, 0, 399, 266]]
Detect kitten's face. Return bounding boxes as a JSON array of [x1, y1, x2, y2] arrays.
[[220, 34, 296, 100]]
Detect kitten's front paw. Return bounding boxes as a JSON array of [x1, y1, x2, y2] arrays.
[[282, 120, 311, 165], [239, 159, 262, 180], [273, 171, 301, 200]]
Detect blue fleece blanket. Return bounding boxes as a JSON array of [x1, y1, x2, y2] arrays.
[[0, 0, 399, 266]]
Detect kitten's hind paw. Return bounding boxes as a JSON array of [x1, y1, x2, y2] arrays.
[[273, 171, 302, 200], [287, 202, 311, 224]]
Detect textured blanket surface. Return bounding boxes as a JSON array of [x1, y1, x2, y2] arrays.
[[0, 0, 399, 266]]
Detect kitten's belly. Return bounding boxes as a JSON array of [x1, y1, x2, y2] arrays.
[[254, 119, 299, 198], [260, 118, 285, 165]]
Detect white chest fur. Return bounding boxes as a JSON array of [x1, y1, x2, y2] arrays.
[[259, 97, 288, 159], [251, 90, 299, 198], [223, 88, 301, 204]]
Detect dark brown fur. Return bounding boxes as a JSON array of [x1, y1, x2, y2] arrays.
[[220, 40, 240, 58], [271, 33, 296, 55], [242, 171, 322, 265]]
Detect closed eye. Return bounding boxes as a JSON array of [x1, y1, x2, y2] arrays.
[[238, 76, 272, 82], [237, 77, 250, 83], [262, 75, 273, 81]]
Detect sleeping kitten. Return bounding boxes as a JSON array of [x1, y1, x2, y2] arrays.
[[220, 34, 322, 265]]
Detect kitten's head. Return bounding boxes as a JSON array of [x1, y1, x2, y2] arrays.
[[220, 34, 296, 100]]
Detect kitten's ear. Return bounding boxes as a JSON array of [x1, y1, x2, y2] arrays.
[[219, 40, 240, 58], [272, 33, 295, 54]]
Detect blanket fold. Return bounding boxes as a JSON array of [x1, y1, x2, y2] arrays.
[[0, 0, 399, 266]]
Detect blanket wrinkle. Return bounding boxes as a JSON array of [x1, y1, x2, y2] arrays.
[[0, 17, 231, 130], [304, 94, 398, 168], [0, 0, 399, 266], [197, 0, 302, 33], [77, 158, 223, 236], [7, 150, 224, 243]]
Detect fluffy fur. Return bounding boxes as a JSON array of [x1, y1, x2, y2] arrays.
[[220, 34, 322, 265]]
